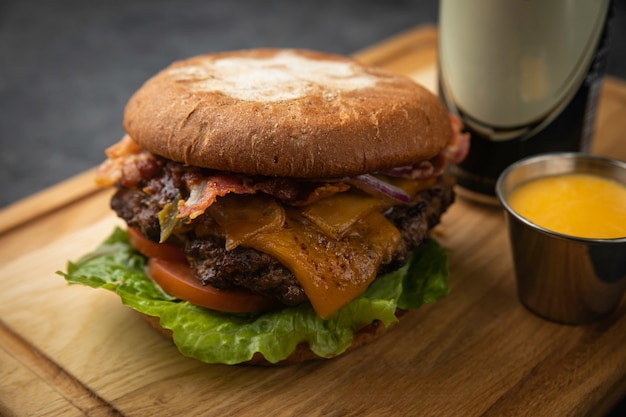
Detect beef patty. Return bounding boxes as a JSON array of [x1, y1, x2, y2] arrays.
[[111, 159, 455, 306]]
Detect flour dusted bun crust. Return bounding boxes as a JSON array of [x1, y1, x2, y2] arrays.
[[124, 48, 451, 178]]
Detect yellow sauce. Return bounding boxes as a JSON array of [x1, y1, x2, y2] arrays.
[[507, 173, 626, 239]]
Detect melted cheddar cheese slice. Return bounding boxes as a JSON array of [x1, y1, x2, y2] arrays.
[[247, 210, 400, 318], [209, 188, 403, 319]]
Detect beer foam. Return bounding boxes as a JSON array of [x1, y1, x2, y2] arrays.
[[167, 51, 379, 102]]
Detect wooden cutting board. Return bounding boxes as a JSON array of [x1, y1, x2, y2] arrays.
[[2, 26, 626, 417]]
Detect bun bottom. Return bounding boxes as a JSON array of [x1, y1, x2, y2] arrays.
[[137, 309, 407, 366]]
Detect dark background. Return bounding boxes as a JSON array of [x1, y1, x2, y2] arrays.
[[1, 1, 626, 414], [1, 0, 624, 208]]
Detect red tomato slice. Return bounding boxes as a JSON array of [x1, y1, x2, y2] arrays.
[[126, 227, 186, 262], [127, 227, 278, 313], [147, 258, 278, 313]]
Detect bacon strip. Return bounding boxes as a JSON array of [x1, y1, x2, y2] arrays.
[[178, 173, 254, 219], [177, 174, 351, 219], [95, 135, 160, 188], [444, 113, 471, 165]]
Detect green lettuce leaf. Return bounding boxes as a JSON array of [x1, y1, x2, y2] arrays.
[[58, 227, 449, 364]]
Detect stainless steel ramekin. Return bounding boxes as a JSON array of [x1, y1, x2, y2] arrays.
[[496, 153, 626, 324]]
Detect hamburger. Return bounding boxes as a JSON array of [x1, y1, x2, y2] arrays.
[[60, 49, 469, 365]]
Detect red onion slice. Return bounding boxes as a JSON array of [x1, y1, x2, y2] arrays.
[[349, 174, 411, 204], [379, 165, 414, 177]]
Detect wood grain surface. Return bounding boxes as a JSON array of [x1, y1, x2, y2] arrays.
[[1, 26, 626, 417]]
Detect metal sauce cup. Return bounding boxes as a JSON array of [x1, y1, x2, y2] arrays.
[[496, 153, 626, 324]]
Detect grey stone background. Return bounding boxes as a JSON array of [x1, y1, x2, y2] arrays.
[[0, 0, 624, 208]]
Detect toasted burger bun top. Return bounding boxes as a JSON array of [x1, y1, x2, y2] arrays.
[[124, 48, 451, 178]]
